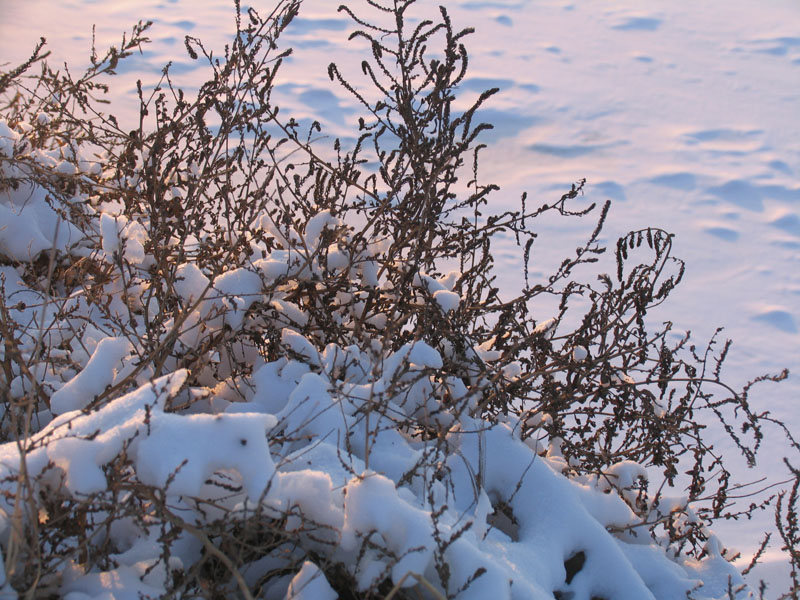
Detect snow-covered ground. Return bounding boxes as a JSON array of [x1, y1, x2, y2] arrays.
[[1, 0, 798, 596]]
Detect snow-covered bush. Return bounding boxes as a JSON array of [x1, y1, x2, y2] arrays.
[[0, 0, 795, 598]]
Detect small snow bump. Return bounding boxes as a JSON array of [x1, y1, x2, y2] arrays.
[[703, 226, 739, 242], [767, 160, 793, 175], [174, 262, 211, 303], [285, 561, 337, 600], [752, 309, 797, 333], [136, 411, 276, 499], [282, 329, 320, 365], [55, 160, 77, 175], [50, 336, 134, 415], [770, 213, 800, 237], [706, 180, 764, 211], [406, 340, 443, 370], [648, 172, 697, 191], [433, 289, 461, 312], [572, 346, 588, 361], [304, 210, 339, 247], [533, 318, 557, 337], [611, 16, 662, 32]]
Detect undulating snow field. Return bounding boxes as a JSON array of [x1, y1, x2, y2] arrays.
[[1, 0, 798, 596]]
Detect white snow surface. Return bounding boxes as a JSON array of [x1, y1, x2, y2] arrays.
[[0, 0, 798, 597], [285, 561, 338, 600], [49, 336, 135, 415]]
